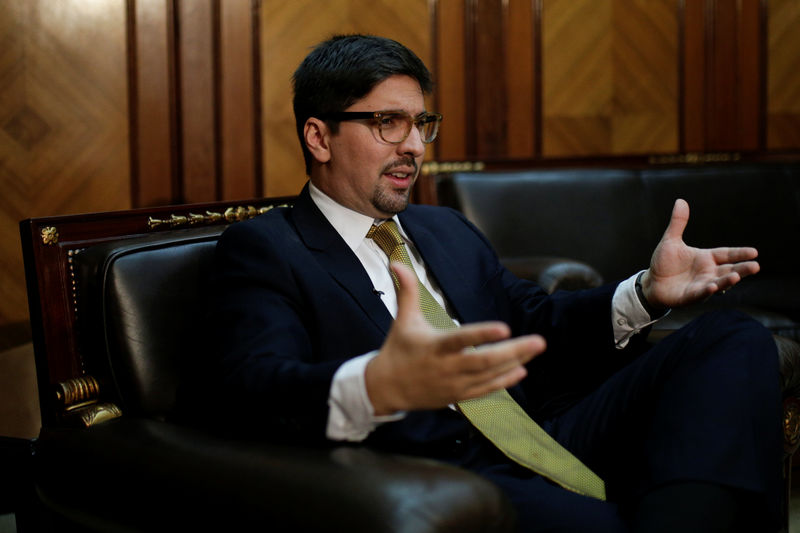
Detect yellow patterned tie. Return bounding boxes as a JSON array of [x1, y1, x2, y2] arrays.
[[367, 220, 606, 500]]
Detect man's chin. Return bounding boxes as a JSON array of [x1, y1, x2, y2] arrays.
[[373, 189, 411, 217]]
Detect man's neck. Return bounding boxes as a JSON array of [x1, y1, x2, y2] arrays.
[[308, 182, 385, 253]]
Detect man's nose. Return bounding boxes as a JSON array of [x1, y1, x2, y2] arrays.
[[397, 125, 426, 158]]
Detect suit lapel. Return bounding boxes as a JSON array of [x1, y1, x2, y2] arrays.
[[291, 186, 394, 335], [399, 209, 490, 325]]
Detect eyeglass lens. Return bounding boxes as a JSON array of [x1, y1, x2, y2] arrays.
[[378, 113, 439, 144]]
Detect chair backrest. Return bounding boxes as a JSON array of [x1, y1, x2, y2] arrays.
[[20, 197, 295, 428], [74, 227, 222, 419], [441, 164, 800, 284], [445, 169, 655, 282]]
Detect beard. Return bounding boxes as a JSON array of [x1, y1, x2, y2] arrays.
[[371, 156, 418, 215], [371, 183, 413, 215]]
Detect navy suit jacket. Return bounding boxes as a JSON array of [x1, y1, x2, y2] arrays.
[[205, 185, 638, 459]]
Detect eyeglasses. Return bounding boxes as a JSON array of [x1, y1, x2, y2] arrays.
[[319, 110, 443, 144]]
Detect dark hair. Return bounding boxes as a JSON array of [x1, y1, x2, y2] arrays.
[[292, 34, 433, 174]]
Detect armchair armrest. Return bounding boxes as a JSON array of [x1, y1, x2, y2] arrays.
[[501, 256, 604, 294], [32, 418, 516, 532]]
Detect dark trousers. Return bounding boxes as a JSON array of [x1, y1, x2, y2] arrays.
[[464, 311, 782, 532]]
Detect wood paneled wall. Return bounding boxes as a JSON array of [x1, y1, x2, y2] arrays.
[[683, 0, 763, 152], [129, 0, 262, 207], [542, 0, 678, 157], [2, 0, 800, 340], [433, 0, 800, 162], [0, 0, 130, 333]]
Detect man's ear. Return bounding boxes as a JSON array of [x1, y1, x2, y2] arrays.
[[304, 118, 331, 164]]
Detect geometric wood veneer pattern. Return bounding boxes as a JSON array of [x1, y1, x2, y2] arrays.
[[0, 0, 130, 328], [768, 0, 800, 150], [542, 0, 678, 157]]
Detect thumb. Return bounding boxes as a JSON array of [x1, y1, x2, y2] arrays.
[[663, 198, 690, 241], [391, 262, 422, 325]]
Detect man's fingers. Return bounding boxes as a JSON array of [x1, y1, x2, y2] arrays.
[[710, 246, 759, 266], [468, 334, 545, 370], [460, 365, 529, 401], [445, 333, 546, 374], [434, 320, 512, 353], [662, 198, 690, 241], [453, 336, 546, 399]]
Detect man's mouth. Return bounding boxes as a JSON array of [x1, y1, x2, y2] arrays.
[[387, 171, 411, 179], [382, 159, 418, 185], [383, 170, 415, 189]]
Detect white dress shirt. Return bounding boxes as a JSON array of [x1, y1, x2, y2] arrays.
[[308, 183, 661, 441]]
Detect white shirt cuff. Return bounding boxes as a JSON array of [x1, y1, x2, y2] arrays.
[[326, 351, 406, 441], [612, 271, 668, 348]]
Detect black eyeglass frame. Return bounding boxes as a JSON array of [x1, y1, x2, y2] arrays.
[[318, 110, 443, 144]]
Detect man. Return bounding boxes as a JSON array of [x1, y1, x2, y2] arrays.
[[206, 34, 781, 531]]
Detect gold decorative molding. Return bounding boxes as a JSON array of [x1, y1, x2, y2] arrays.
[[55, 375, 122, 427], [421, 161, 486, 176], [785, 398, 800, 454], [55, 375, 101, 411], [41, 226, 59, 245], [648, 152, 742, 165], [72, 402, 123, 428], [146, 204, 291, 230]]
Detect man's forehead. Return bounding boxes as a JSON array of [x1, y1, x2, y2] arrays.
[[350, 75, 425, 111]]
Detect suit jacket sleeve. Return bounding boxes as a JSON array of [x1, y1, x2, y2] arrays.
[[203, 206, 386, 442]]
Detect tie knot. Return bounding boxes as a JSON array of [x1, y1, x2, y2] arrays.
[[367, 220, 404, 257]]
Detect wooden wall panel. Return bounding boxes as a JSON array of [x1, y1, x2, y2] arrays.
[[220, 0, 260, 201], [542, 0, 678, 157], [0, 0, 130, 329], [682, 0, 706, 152], [542, 0, 613, 157], [435, 0, 539, 160], [434, 0, 467, 160], [468, 0, 507, 157], [706, 1, 739, 151], [259, 0, 431, 197], [129, 0, 263, 207], [738, 0, 762, 151], [130, 0, 176, 206], [767, 0, 800, 150], [708, 0, 762, 151], [177, 0, 218, 203], [682, 0, 765, 153], [505, 0, 537, 158]]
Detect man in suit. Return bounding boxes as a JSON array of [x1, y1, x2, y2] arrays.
[[207, 34, 781, 532]]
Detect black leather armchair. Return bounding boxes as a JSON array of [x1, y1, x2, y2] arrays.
[[19, 199, 514, 532], [19, 190, 800, 531]]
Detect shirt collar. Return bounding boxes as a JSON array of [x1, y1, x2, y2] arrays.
[[308, 182, 399, 253]]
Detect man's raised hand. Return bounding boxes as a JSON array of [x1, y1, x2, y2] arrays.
[[641, 199, 760, 310], [365, 263, 546, 415]]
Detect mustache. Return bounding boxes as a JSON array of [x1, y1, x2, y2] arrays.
[[382, 157, 418, 176]]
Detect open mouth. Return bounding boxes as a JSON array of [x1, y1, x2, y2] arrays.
[[383, 171, 415, 189]]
